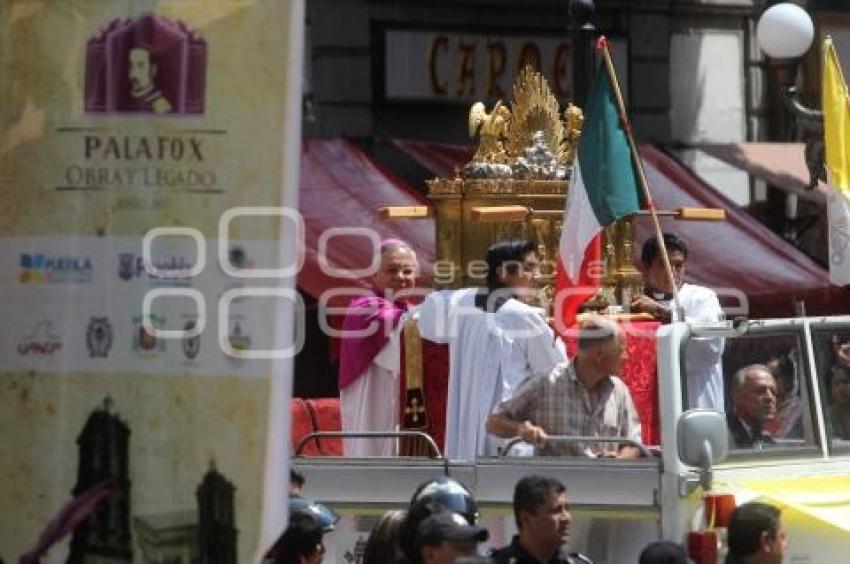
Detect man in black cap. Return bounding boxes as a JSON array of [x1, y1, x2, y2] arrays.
[[490, 475, 592, 564], [398, 477, 480, 563], [416, 511, 489, 564], [638, 540, 688, 564], [263, 496, 340, 563]]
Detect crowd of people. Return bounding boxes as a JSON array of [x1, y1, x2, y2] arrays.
[[323, 232, 830, 561], [267, 471, 788, 564], [338, 230, 808, 459]]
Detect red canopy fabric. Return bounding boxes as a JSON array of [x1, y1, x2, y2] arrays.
[[388, 139, 850, 318], [391, 139, 473, 180], [298, 138, 435, 303]]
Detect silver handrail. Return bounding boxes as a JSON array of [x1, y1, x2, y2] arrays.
[[499, 435, 653, 459], [295, 430, 443, 459]]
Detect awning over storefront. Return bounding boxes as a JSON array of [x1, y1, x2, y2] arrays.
[[636, 145, 845, 317], [698, 142, 828, 205], [298, 138, 435, 302], [387, 139, 850, 318], [391, 139, 473, 180]]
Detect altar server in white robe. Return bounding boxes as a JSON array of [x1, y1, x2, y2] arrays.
[[338, 240, 418, 456], [418, 240, 566, 459], [630, 232, 725, 410]]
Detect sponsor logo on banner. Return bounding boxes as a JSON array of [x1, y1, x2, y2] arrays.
[[17, 320, 63, 356], [182, 319, 201, 361], [219, 245, 256, 275], [86, 317, 113, 358], [221, 246, 257, 301], [85, 14, 207, 115], [228, 246, 254, 270], [132, 314, 167, 357], [19, 253, 93, 284], [117, 253, 195, 283], [228, 316, 251, 356]]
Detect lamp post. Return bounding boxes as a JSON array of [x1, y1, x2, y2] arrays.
[[569, 0, 596, 107], [756, 2, 824, 188]]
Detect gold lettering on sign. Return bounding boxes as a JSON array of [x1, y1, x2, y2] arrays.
[[456, 40, 476, 96], [428, 36, 448, 95], [486, 39, 506, 99]]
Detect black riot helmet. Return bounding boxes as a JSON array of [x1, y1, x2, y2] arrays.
[[398, 477, 479, 562], [289, 495, 339, 533], [410, 477, 478, 523]]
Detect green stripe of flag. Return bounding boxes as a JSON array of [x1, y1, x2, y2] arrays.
[[576, 61, 641, 225]]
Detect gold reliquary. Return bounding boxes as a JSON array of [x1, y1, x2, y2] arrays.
[[427, 66, 584, 311]]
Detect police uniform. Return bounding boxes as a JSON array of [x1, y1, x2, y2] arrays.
[[490, 535, 593, 564]]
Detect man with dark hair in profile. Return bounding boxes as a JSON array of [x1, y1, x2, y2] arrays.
[[725, 502, 787, 564], [630, 232, 725, 410], [486, 315, 642, 458], [419, 239, 566, 459], [490, 475, 591, 563]]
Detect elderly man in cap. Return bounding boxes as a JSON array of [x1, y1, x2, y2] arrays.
[[415, 511, 489, 564]]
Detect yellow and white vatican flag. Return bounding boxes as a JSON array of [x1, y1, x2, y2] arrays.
[[823, 36, 850, 285]]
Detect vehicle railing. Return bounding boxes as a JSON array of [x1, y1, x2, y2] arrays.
[[295, 430, 443, 459], [499, 435, 654, 459]]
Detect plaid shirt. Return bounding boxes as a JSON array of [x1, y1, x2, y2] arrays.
[[493, 360, 642, 456]]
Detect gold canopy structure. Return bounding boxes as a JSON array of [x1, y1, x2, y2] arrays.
[[382, 66, 725, 314], [425, 67, 583, 311]]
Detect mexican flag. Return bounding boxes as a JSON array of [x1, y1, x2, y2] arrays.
[[823, 36, 850, 286], [555, 46, 641, 331]]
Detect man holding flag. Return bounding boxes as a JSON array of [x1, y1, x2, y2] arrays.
[[823, 36, 850, 287]]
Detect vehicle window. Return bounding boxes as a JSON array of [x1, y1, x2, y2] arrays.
[[810, 324, 850, 453], [682, 328, 817, 455]]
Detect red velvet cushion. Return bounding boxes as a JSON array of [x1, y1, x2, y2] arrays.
[[305, 398, 343, 455], [291, 398, 343, 457]]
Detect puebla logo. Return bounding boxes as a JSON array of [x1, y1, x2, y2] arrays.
[[19, 253, 93, 284]]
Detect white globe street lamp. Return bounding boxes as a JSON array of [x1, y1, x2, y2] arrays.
[[756, 2, 815, 60], [755, 3, 824, 197]]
